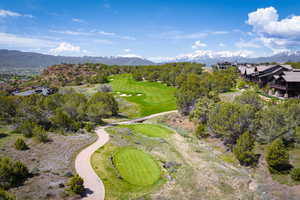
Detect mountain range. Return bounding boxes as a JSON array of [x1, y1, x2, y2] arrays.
[[1, 49, 300, 69], [172, 51, 300, 65], [0, 49, 154, 69]]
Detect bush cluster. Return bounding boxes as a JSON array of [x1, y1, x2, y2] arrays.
[[67, 174, 85, 195], [0, 189, 15, 200], [0, 157, 29, 189], [14, 138, 28, 150]]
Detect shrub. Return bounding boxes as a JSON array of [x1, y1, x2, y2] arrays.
[[234, 90, 264, 111], [97, 84, 112, 93], [236, 79, 247, 89], [88, 92, 119, 116], [84, 123, 94, 132], [14, 138, 28, 150], [233, 132, 256, 166], [19, 120, 36, 138], [0, 189, 15, 200], [291, 168, 300, 181], [0, 157, 29, 189], [67, 174, 85, 195], [195, 124, 208, 138], [266, 139, 291, 173], [207, 102, 256, 147], [33, 125, 48, 143]]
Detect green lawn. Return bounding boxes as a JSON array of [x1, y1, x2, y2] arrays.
[[113, 147, 161, 186], [120, 124, 174, 138], [109, 74, 177, 117], [91, 143, 165, 199]]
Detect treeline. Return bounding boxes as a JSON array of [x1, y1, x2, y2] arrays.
[[0, 89, 119, 141], [190, 90, 300, 177], [34, 62, 204, 88], [176, 67, 238, 114], [286, 62, 300, 69]]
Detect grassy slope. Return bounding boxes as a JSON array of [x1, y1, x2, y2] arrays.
[[119, 124, 174, 138], [110, 74, 177, 117], [113, 147, 161, 186]]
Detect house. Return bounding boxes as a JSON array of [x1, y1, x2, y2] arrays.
[[12, 87, 54, 97], [238, 64, 293, 87], [269, 70, 300, 98], [216, 62, 236, 70]]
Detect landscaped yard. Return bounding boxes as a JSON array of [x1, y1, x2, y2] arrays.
[[109, 74, 177, 117], [113, 147, 161, 186], [119, 124, 174, 138]]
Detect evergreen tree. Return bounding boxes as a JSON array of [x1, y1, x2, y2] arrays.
[[233, 132, 256, 166], [266, 139, 290, 173]]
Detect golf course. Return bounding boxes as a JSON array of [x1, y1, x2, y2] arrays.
[[110, 74, 177, 117]]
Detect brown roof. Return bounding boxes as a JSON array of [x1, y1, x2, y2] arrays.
[[283, 71, 300, 82]]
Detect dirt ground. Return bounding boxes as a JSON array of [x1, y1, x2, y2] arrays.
[[148, 113, 300, 200], [1, 132, 96, 200]]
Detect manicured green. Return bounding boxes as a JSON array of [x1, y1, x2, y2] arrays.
[[110, 74, 176, 117], [113, 147, 161, 186], [120, 124, 174, 138]]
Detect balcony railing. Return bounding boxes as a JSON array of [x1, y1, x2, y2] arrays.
[[270, 84, 287, 90]]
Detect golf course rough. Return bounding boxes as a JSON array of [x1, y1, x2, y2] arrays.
[[120, 124, 174, 138], [113, 147, 161, 186]]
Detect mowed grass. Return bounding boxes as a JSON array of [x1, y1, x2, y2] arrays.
[[113, 147, 161, 186], [110, 74, 176, 117], [120, 124, 174, 138]]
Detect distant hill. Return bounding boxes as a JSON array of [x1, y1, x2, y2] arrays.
[[0, 49, 154, 69], [166, 51, 300, 65]]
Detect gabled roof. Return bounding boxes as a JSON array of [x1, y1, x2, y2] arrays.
[[282, 71, 300, 82]]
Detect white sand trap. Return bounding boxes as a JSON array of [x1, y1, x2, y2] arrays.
[[120, 93, 132, 97], [137, 93, 142, 96]]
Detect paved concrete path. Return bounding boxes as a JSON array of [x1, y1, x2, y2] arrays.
[[75, 110, 177, 200]]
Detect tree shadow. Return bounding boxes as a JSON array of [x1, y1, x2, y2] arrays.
[[82, 188, 94, 197], [0, 133, 8, 139]]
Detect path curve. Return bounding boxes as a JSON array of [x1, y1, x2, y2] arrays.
[[75, 110, 177, 200]]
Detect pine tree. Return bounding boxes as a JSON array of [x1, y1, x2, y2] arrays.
[[266, 139, 290, 173], [233, 132, 256, 166]]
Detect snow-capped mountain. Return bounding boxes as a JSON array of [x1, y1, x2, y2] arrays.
[[160, 50, 300, 65]]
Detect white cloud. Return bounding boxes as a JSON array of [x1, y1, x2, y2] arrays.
[[192, 41, 207, 49], [247, 7, 300, 51], [117, 54, 142, 58], [0, 32, 55, 48], [155, 31, 207, 40], [72, 18, 85, 23], [95, 31, 116, 36], [93, 39, 113, 44], [219, 43, 225, 47], [0, 9, 32, 18], [49, 42, 81, 54], [50, 29, 135, 40], [235, 40, 261, 48], [211, 31, 229, 35], [124, 49, 131, 52], [50, 30, 92, 36], [118, 35, 136, 40]]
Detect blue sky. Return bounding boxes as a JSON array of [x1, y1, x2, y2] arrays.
[[1, 0, 300, 61]]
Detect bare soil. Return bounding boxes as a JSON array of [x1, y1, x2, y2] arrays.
[[0, 132, 96, 200]]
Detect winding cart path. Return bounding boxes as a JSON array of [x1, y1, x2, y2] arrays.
[[75, 110, 177, 200]]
